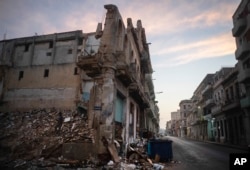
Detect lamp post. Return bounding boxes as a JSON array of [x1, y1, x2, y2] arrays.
[[156, 91, 163, 94]]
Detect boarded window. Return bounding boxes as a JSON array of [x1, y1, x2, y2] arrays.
[[18, 71, 24, 80], [44, 69, 49, 77]]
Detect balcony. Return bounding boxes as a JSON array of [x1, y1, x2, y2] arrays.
[[238, 68, 250, 83], [235, 41, 250, 60], [240, 96, 250, 108], [201, 84, 212, 95], [222, 98, 240, 111], [77, 54, 101, 77], [211, 104, 222, 115], [204, 99, 215, 108], [232, 17, 247, 37]]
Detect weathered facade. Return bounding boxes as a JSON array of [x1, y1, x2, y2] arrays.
[[232, 0, 250, 145], [0, 31, 83, 111], [173, 65, 249, 147], [0, 4, 159, 158], [179, 100, 192, 138], [170, 110, 180, 137]]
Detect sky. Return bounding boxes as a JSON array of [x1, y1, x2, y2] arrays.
[[0, 0, 241, 129]]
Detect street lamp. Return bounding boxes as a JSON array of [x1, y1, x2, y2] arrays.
[[156, 91, 163, 94]]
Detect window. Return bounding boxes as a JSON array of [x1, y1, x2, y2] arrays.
[[18, 71, 24, 80], [68, 49, 73, 54], [24, 44, 29, 52], [44, 69, 49, 77], [46, 52, 52, 56], [49, 41, 53, 48], [74, 67, 78, 75], [78, 38, 83, 45]]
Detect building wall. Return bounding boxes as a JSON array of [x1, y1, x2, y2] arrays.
[[2, 64, 79, 111], [0, 31, 83, 111]]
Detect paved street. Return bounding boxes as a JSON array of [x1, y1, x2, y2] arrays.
[[166, 136, 248, 170]]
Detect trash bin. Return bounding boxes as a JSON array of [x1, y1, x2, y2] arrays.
[[147, 139, 173, 162]]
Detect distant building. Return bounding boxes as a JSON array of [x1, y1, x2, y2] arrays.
[[166, 120, 172, 135], [171, 110, 180, 136], [179, 99, 192, 138]]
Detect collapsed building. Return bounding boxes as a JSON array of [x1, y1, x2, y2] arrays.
[[0, 4, 159, 165]]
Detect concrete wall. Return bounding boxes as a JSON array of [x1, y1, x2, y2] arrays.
[[1, 63, 79, 111], [0, 31, 84, 111]]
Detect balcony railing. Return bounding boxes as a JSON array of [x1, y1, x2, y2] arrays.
[[238, 68, 250, 83], [235, 41, 250, 60], [211, 104, 222, 115], [201, 84, 212, 95], [204, 98, 215, 108], [240, 96, 250, 108]]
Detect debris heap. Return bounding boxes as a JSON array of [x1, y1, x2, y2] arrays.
[[0, 109, 94, 168]]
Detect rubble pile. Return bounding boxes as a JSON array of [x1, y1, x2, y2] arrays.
[[0, 109, 94, 168], [0, 109, 178, 169]]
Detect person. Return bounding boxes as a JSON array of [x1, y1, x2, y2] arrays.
[[55, 112, 64, 134]]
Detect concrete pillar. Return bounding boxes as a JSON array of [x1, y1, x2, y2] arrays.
[[93, 65, 116, 154]]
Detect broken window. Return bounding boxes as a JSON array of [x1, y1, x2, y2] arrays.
[[18, 71, 24, 80], [24, 44, 29, 52], [44, 69, 49, 77], [49, 41, 53, 48]]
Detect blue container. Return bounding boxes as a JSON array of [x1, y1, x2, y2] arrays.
[[147, 139, 173, 162]]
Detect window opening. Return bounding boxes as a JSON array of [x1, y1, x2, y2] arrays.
[[68, 49, 73, 54], [74, 67, 78, 75], [44, 69, 49, 77], [49, 41, 53, 48], [24, 44, 29, 52], [78, 38, 83, 45], [18, 71, 24, 80]]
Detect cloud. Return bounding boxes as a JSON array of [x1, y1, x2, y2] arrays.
[[118, 0, 239, 36], [153, 33, 236, 68]]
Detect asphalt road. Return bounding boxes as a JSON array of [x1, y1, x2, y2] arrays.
[[165, 136, 248, 170]]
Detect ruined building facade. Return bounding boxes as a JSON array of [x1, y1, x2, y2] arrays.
[[0, 4, 159, 155]]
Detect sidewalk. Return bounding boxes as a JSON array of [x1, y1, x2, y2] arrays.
[[202, 139, 248, 151], [168, 136, 249, 152]]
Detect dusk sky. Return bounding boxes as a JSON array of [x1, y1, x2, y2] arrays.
[[0, 0, 241, 129]]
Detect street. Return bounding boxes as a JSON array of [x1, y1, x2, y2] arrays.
[[166, 136, 247, 170]]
